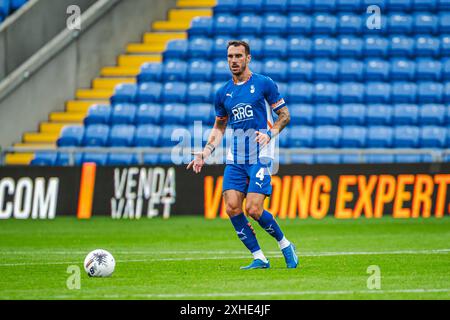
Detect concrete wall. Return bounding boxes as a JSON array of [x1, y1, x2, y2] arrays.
[[0, 0, 176, 148], [0, 0, 98, 80]]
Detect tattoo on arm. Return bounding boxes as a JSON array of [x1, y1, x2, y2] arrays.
[[206, 116, 228, 150], [271, 107, 290, 137]]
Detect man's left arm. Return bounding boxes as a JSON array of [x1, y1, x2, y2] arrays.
[[255, 106, 290, 146]]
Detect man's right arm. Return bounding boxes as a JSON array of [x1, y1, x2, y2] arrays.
[[202, 116, 228, 160]]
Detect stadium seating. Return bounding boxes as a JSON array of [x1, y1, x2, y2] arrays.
[[0, 0, 28, 23], [19, 0, 450, 166]]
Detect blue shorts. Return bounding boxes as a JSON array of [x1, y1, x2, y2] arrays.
[[222, 162, 273, 196]]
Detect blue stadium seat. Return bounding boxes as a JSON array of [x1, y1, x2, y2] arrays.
[[263, 0, 288, 12], [57, 126, 84, 147], [80, 153, 108, 166], [0, 0, 10, 17], [312, 37, 338, 58], [107, 153, 139, 166], [288, 126, 315, 147], [390, 59, 415, 81], [238, 0, 263, 12], [110, 83, 137, 105], [83, 124, 110, 147], [278, 127, 290, 147], [143, 154, 160, 165], [417, 82, 443, 103], [389, 36, 414, 57], [263, 59, 288, 82], [420, 126, 447, 148], [313, 59, 338, 81], [388, 0, 412, 11], [365, 59, 390, 81], [415, 36, 440, 57], [189, 38, 213, 59], [138, 63, 162, 83], [31, 152, 58, 166], [288, 37, 312, 58], [339, 59, 363, 81], [162, 82, 187, 103], [189, 17, 213, 37], [362, 0, 386, 10], [338, 14, 362, 34], [136, 82, 162, 104], [314, 82, 339, 103], [214, 0, 238, 13], [394, 126, 420, 148], [315, 154, 341, 164], [338, 36, 363, 58], [314, 104, 339, 125], [162, 103, 187, 124], [290, 104, 314, 125], [366, 104, 393, 125], [84, 104, 111, 125], [164, 40, 188, 60], [213, 60, 230, 81], [420, 104, 446, 125], [288, 0, 313, 12], [212, 37, 229, 59], [393, 104, 419, 125], [395, 154, 422, 163], [287, 14, 312, 35], [314, 125, 342, 147], [447, 104, 450, 123], [55, 153, 71, 166], [341, 126, 367, 148], [366, 154, 395, 164], [288, 82, 314, 103], [135, 124, 162, 147], [263, 37, 288, 58], [364, 37, 389, 58], [188, 60, 213, 82], [366, 82, 391, 103], [441, 36, 450, 56], [290, 154, 315, 164], [110, 104, 136, 125], [439, 0, 450, 10], [12, 0, 28, 11], [341, 104, 365, 125], [337, 0, 362, 11], [340, 82, 364, 103], [214, 14, 238, 36], [439, 13, 450, 33], [414, 0, 437, 11], [187, 82, 212, 103], [263, 14, 288, 35], [443, 59, 450, 80], [288, 59, 313, 81], [416, 59, 442, 81], [414, 13, 438, 35], [341, 154, 365, 164], [388, 13, 413, 35], [244, 38, 264, 59], [313, 14, 337, 35], [367, 126, 394, 148], [163, 60, 187, 81], [238, 14, 263, 36], [391, 82, 417, 103], [136, 104, 161, 124], [109, 125, 136, 147], [313, 0, 337, 11], [447, 127, 450, 147], [445, 82, 450, 103], [187, 103, 214, 125]]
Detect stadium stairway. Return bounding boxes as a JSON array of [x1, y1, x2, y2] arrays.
[[5, 0, 215, 165]]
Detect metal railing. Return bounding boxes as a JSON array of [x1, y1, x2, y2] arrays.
[[1, 147, 449, 166]]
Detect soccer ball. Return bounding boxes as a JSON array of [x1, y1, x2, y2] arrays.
[[84, 249, 115, 277]]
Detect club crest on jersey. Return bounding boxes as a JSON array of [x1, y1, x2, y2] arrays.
[[231, 103, 254, 122], [250, 85, 255, 94]]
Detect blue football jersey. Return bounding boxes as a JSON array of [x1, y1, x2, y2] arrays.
[[214, 73, 286, 163]]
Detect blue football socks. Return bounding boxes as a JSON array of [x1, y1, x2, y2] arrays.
[[230, 213, 261, 253], [256, 210, 285, 242]]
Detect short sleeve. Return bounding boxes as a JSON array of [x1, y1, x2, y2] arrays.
[[214, 87, 228, 118], [264, 77, 286, 112]]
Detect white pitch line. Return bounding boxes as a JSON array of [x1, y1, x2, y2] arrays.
[[48, 288, 450, 299], [0, 249, 448, 267]]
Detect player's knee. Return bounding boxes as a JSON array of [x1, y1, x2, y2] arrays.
[[246, 204, 263, 220], [226, 205, 242, 217]]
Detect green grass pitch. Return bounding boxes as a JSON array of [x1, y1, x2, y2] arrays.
[[0, 216, 449, 300]]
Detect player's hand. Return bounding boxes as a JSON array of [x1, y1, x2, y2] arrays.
[[255, 131, 271, 147], [186, 152, 205, 174]]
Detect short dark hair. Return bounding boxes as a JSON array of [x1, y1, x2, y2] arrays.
[[227, 40, 251, 55]]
